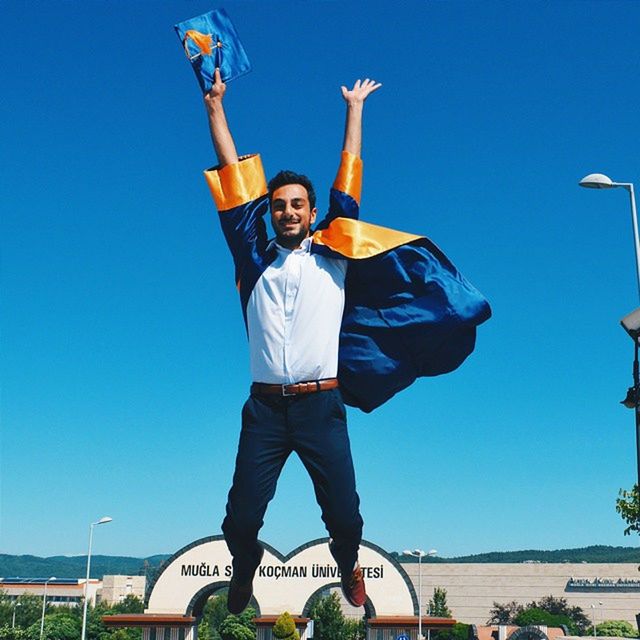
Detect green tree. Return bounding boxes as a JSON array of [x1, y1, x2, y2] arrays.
[[218, 615, 254, 640], [433, 623, 469, 640], [308, 593, 345, 640], [110, 598, 143, 615], [9, 596, 42, 629], [342, 619, 365, 640], [533, 596, 589, 634], [0, 592, 14, 628], [198, 618, 213, 640], [513, 608, 572, 631], [487, 601, 524, 624], [199, 595, 233, 640], [107, 630, 135, 640], [488, 596, 588, 634], [0, 626, 29, 640], [26, 611, 81, 640], [78, 599, 143, 640], [428, 588, 451, 618], [616, 485, 640, 536], [273, 612, 299, 640], [236, 610, 255, 635], [595, 621, 638, 638], [86, 602, 110, 640]]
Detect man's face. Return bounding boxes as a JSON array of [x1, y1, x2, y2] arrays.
[[270, 184, 317, 250]]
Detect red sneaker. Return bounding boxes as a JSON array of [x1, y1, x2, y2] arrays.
[[341, 564, 367, 607]]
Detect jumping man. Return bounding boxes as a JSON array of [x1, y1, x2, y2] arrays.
[[203, 68, 381, 614]]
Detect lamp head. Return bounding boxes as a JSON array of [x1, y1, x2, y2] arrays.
[[621, 386, 637, 409], [579, 173, 615, 189], [95, 516, 113, 525], [621, 308, 640, 339]]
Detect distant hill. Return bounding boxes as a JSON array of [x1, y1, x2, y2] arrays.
[[394, 545, 640, 564], [2, 546, 639, 579], [0, 554, 170, 579]]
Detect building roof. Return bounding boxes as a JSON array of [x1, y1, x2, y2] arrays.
[[102, 615, 196, 628], [0, 578, 84, 585], [368, 617, 457, 628]]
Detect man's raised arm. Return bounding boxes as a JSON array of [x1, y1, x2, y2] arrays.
[[340, 78, 382, 158], [324, 78, 382, 223], [202, 68, 268, 284], [204, 67, 239, 166]]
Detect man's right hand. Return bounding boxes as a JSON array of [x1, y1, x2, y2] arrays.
[[204, 68, 227, 111], [204, 67, 239, 166]]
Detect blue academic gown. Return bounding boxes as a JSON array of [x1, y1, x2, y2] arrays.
[[205, 152, 491, 413]]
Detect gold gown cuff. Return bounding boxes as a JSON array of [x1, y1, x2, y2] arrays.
[[332, 151, 363, 204], [204, 154, 268, 211]]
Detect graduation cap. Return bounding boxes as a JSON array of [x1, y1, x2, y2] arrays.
[[174, 8, 251, 93]]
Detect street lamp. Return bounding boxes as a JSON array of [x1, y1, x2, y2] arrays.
[[578, 173, 640, 298], [580, 173, 640, 491], [40, 577, 56, 640], [12, 601, 21, 629], [403, 548, 438, 640], [590, 601, 603, 638], [80, 517, 113, 640]]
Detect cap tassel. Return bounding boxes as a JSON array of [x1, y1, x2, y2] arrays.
[[183, 30, 214, 60]]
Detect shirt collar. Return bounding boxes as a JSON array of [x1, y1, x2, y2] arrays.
[[269, 235, 313, 254]]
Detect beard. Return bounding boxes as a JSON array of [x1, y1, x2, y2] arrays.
[[274, 222, 311, 249]]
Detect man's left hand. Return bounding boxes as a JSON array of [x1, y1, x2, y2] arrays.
[[341, 78, 382, 106]]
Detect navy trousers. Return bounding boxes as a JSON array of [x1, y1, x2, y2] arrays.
[[222, 388, 363, 581]]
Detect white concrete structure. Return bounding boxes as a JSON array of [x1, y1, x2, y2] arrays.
[[146, 536, 414, 618], [105, 537, 450, 640]]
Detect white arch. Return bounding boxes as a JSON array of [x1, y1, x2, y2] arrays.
[[146, 537, 415, 617]]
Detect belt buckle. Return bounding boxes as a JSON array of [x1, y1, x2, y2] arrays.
[[281, 384, 296, 397]]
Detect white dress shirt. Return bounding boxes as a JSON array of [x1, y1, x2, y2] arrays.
[[246, 236, 347, 384]]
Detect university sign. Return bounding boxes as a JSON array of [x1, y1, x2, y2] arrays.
[[145, 535, 416, 617], [567, 577, 640, 590], [178, 561, 385, 581]]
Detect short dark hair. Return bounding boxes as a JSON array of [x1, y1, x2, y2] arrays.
[[268, 170, 316, 210]]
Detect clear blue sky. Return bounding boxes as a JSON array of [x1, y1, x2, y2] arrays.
[[3, 0, 640, 560]]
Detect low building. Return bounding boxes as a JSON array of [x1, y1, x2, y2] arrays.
[[0, 578, 101, 606], [0, 575, 146, 607], [100, 575, 146, 605], [400, 562, 640, 626]]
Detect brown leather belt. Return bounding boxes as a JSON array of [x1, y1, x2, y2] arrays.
[[251, 378, 339, 397]]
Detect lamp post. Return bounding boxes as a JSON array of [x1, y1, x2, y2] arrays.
[[80, 517, 113, 640], [590, 601, 603, 638], [40, 577, 56, 640], [580, 173, 640, 492], [579, 174, 640, 298], [12, 602, 21, 629], [403, 548, 438, 640]]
